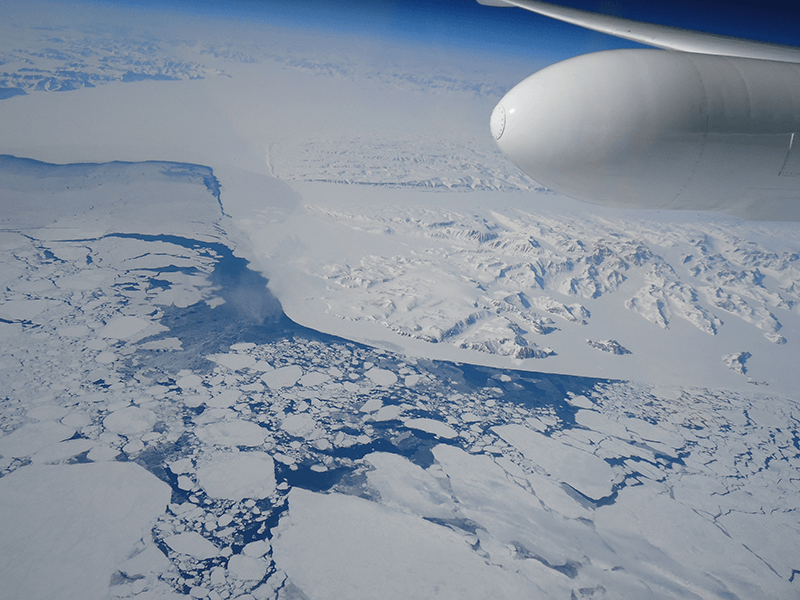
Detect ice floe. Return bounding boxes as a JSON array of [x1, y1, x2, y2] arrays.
[[272, 487, 548, 599], [403, 418, 458, 439], [0, 463, 169, 600], [195, 452, 277, 501], [195, 420, 270, 448], [164, 532, 220, 560], [494, 424, 615, 501], [260, 365, 303, 389]]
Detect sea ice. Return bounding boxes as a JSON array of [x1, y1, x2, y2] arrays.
[[25, 404, 68, 422], [431, 444, 592, 567], [243, 540, 271, 558], [365, 367, 397, 386], [493, 423, 615, 500], [280, 413, 319, 438], [99, 315, 160, 340], [139, 337, 182, 350], [58, 324, 91, 337], [359, 398, 383, 413], [103, 406, 157, 435], [177, 475, 194, 491], [177, 374, 204, 389], [195, 420, 270, 448], [2, 18, 800, 600], [594, 484, 795, 598], [403, 418, 457, 439], [0, 421, 75, 458], [364, 452, 455, 518], [404, 374, 421, 386], [0, 298, 56, 320], [298, 371, 330, 387], [164, 532, 219, 560], [115, 540, 174, 591], [0, 462, 169, 600], [168, 458, 194, 474], [271, 487, 548, 599], [95, 351, 117, 364], [716, 510, 800, 579], [208, 352, 257, 371], [31, 438, 94, 464], [260, 365, 303, 389], [574, 409, 630, 439], [195, 452, 276, 501], [371, 405, 404, 421], [227, 554, 269, 581], [207, 388, 242, 408]]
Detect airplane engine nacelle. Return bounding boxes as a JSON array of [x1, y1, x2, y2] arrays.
[[493, 49, 800, 218]]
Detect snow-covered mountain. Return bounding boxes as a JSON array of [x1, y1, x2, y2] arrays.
[[247, 183, 800, 393]]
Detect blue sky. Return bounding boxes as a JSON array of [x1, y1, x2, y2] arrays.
[[79, 0, 800, 64], [266, 0, 800, 43], [176, 1, 798, 43], [161, 0, 800, 49]]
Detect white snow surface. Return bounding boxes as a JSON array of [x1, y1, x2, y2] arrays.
[[100, 315, 160, 340], [194, 452, 277, 501], [260, 365, 303, 389], [227, 554, 269, 582], [195, 420, 270, 448], [0, 421, 75, 458], [281, 413, 320, 439], [403, 418, 458, 439], [164, 532, 219, 560], [103, 406, 157, 435], [271, 487, 549, 599], [494, 423, 616, 501], [364, 367, 398, 386], [0, 462, 170, 600], [208, 352, 257, 371]]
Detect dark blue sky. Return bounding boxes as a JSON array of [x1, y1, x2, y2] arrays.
[[113, 0, 800, 62], [262, 0, 800, 44]]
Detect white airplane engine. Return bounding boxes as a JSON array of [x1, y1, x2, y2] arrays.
[[493, 49, 800, 217]]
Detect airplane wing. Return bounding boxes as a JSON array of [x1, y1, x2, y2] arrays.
[[477, 0, 800, 63]]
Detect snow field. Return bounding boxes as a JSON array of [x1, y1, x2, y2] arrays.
[[253, 187, 800, 393]]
